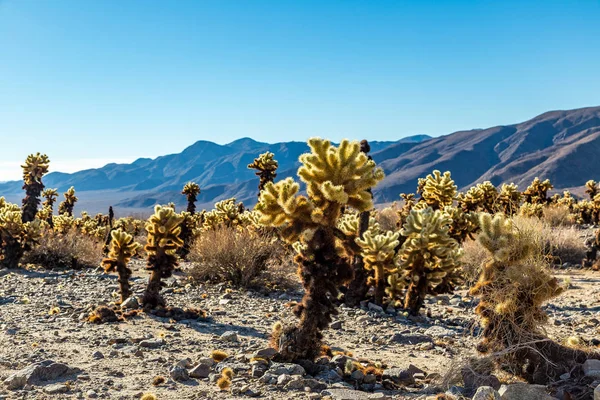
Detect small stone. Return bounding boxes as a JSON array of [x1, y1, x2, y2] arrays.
[[169, 366, 189, 382], [176, 358, 192, 369], [584, 360, 600, 379], [350, 370, 365, 381], [189, 364, 210, 379], [331, 320, 343, 330], [472, 386, 501, 400], [120, 297, 139, 309], [220, 331, 239, 342], [252, 348, 278, 359], [277, 374, 291, 385], [368, 303, 384, 313], [498, 383, 551, 400], [139, 338, 165, 349], [269, 363, 305, 376], [86, 389, 98, 398], [92, 351, 104, 360], [44, 383, 69, 394]]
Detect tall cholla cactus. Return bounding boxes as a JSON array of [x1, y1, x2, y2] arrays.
[[256, 138, 384, 361], [58, 187, 78, 216], [41, 188, 58, 226], [497, 183, 522, 215], [420, 170, 457, 209], [102, 229, 140, 303], [397, 207, 462, 315], [142, 205, 184, 308], [469, 213, 594, 383], [356, 230, 400, 305], [182, 182, 200, 214], [459, 181, 498, 213], [523, 177, 553, 205], [21, 153, 50, 223], [248, 152, 278, 198], [586, 180, 599, 200], [0, 204, 44, 268]]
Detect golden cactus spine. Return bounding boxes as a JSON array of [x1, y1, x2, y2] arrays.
[[248, 152, 278, 198], [255, 138, 384, 361], [21, 153, 50, 223], [396, 207, 462, 315], [58, 187, 78, 216], [141, 205, 184, 308], [102, 229, 141, 302]]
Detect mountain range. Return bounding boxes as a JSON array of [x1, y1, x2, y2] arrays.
[[1, 106, 599, 215]]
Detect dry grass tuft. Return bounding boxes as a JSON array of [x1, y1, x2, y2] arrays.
[[542, 205, 574, 227], [211, 350, 229, 362], [23, 230, 102, 269], [188, 227, 291, 288]]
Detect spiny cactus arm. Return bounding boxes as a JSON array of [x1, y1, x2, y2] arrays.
[[421, 170, 457, 209], [356, 229, 400, 304], [102, 229, 140, 302], [21, 153, 50, 183]]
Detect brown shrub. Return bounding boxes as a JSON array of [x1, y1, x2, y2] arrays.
[[188, 227, 288, 287], [23, 230, 103, 269], [460, 237, 488, 286], [542, 205, 575, 227], [376, 206, 400, 231]]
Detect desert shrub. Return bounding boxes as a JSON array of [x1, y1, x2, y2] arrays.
[[188, 227, 284, 287], [542, 204, 574, 227], [460, 237, 488, 286], [22, 230, 102, 269], [375, 206, 399, 232]]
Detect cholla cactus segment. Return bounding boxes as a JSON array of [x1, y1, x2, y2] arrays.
[[102, 229, 140, 302], [21, 153, 50, 184], [58, 187, 78, 217], [585, 180, 598, 200], [519, 202, 544, 218], [52, 214, 75, 234], [556, 190, 576, 211], [338, 212, 380, 237], [0, 207, 45, 268], [444, 205, 479, 244], [21, 153, 51, 223], [142, 205, 184, 308], [497, 183, 522, 215], [297, 138, 384, 213], [182, 182, 200, 214], [420, 170, 457, 209], [248, 152, 279, 197], [356, 230, 400, 305], [459, 182, 498, 213], [397, 207, 462, 315], [523, 177, 553, 205]]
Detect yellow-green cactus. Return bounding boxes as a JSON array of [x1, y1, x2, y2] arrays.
[[396, 207, 462, 315], [102, 229, 141, 303], [420, 170, 457, 210], [41, 188, 58, 226], [459, 182, 498, 213], [356, 230, 400, 305], [444, 205, 479, 244], [58, 187, 78, 217], [397, 193, 417, 228], [248, 151, 278, 198], [519, 202, 544, 219], [142, 205, 184, 308], [523, 177, 553, 205], [497, 183, 522, 215], [585, 180, 598, 200], [255, 138, 384, 361], [182, 182, 200, 214], [469, 213, 586, 383], [0, 206, 45, 268], [21, 153, 50, 223]]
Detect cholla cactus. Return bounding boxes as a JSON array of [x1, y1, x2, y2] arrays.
[[444, 205, 479, 244], [469, 213, 589, 383], [556, 190, 576, 212], [0, 206, 44, 268], [182, 182, 200, 214], [256, 138, 384, 360], [58, 187, 78, 216], [396, 207, 462, 315], [248, 152, 278, 198], [397, 193, 417, 228], [21, 153, 50, 223], [52, 214, 75, 234], [142, 205, 184, 308], [519, 202, 544, 218], [41, 188, 58, 226], [102, 229, 141, 302], [585, 180, 599, 200], [420, 170, 457, 209], [497, 183, 521, 215], [202, 198, 247, 230], [523, 177, 553, 205], [356, 230, 400, 305], [459, 182, 497, 213]]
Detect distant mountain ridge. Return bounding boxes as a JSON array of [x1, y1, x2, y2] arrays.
[[1, 105, 600, 214]]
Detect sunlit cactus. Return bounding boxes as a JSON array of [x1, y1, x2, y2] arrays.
[[459, 181, 498, 213], [0, 206, 45, 269], [397, 193, 417, 228], [420, 170, 457, 209], [102, 229, 141, 303], [58, 187, 78, 216], [443, 205, 479, 244], [396, 207, 462, 315], [356, 230, 400, 305], [519, 202, 544, 218], [182, 182, 200, 214], [497, 183, 522, 215], [248, 152, 278, 198], [523, 177, 553, 205], [469, 213, 589, 383], [202, 198, 247, 230], [41, 188, 58, 226], [141, 205, 184, 308], [21, 153, 50, 223], [585, 180, 599, 200], [556, 190, 576, 212], [256, 138, 384, 361]]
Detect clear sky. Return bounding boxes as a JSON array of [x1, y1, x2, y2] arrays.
[[1, 0, 599, 181]]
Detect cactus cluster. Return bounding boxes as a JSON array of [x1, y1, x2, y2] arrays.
[[58, 187, 78, 216], [0, 201, 45, 268], [256, 138, 384, 361], [522, 177, 553, 205], [248, 152, 278, 197]]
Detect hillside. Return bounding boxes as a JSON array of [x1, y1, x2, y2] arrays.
[[1, 105, 600, 214]]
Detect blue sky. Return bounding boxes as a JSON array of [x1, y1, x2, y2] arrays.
[[1, 0, 599, 180]]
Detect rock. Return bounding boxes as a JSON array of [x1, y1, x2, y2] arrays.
[[169, 366, 189, 382], [368, 303, 384, 313], [176, 358, 192, 369], [368, 394, 390, 400], [331, 320, 343, 329], [189, 364, 210, 379], [269, 363, 305, 376], [472, 386, 501, 400], [196, 357, 216, 367], [44, 383, 69, 394], [220, 331, 239, 342], [498, 383, 551, 400], [120, 296, 139, 309], [92, 351, 104, 360], [584, 360, 600, 379], [139, 338, 165, 349], [86, 389, 98, 398], [594, 383, 600, 400], [351, 370, 365, 381], [315, 369, 343, 383], [382, 365, 424, 385], [3, 360, 77, 390], [363, 374, 377, 384], [321, 388, 372, 400], [252, 348, 278, 359], [388, 333, 432, 345], [251, 363, 268, 378], [462, 368, 501, 392], [424, 326, 457, 338]]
